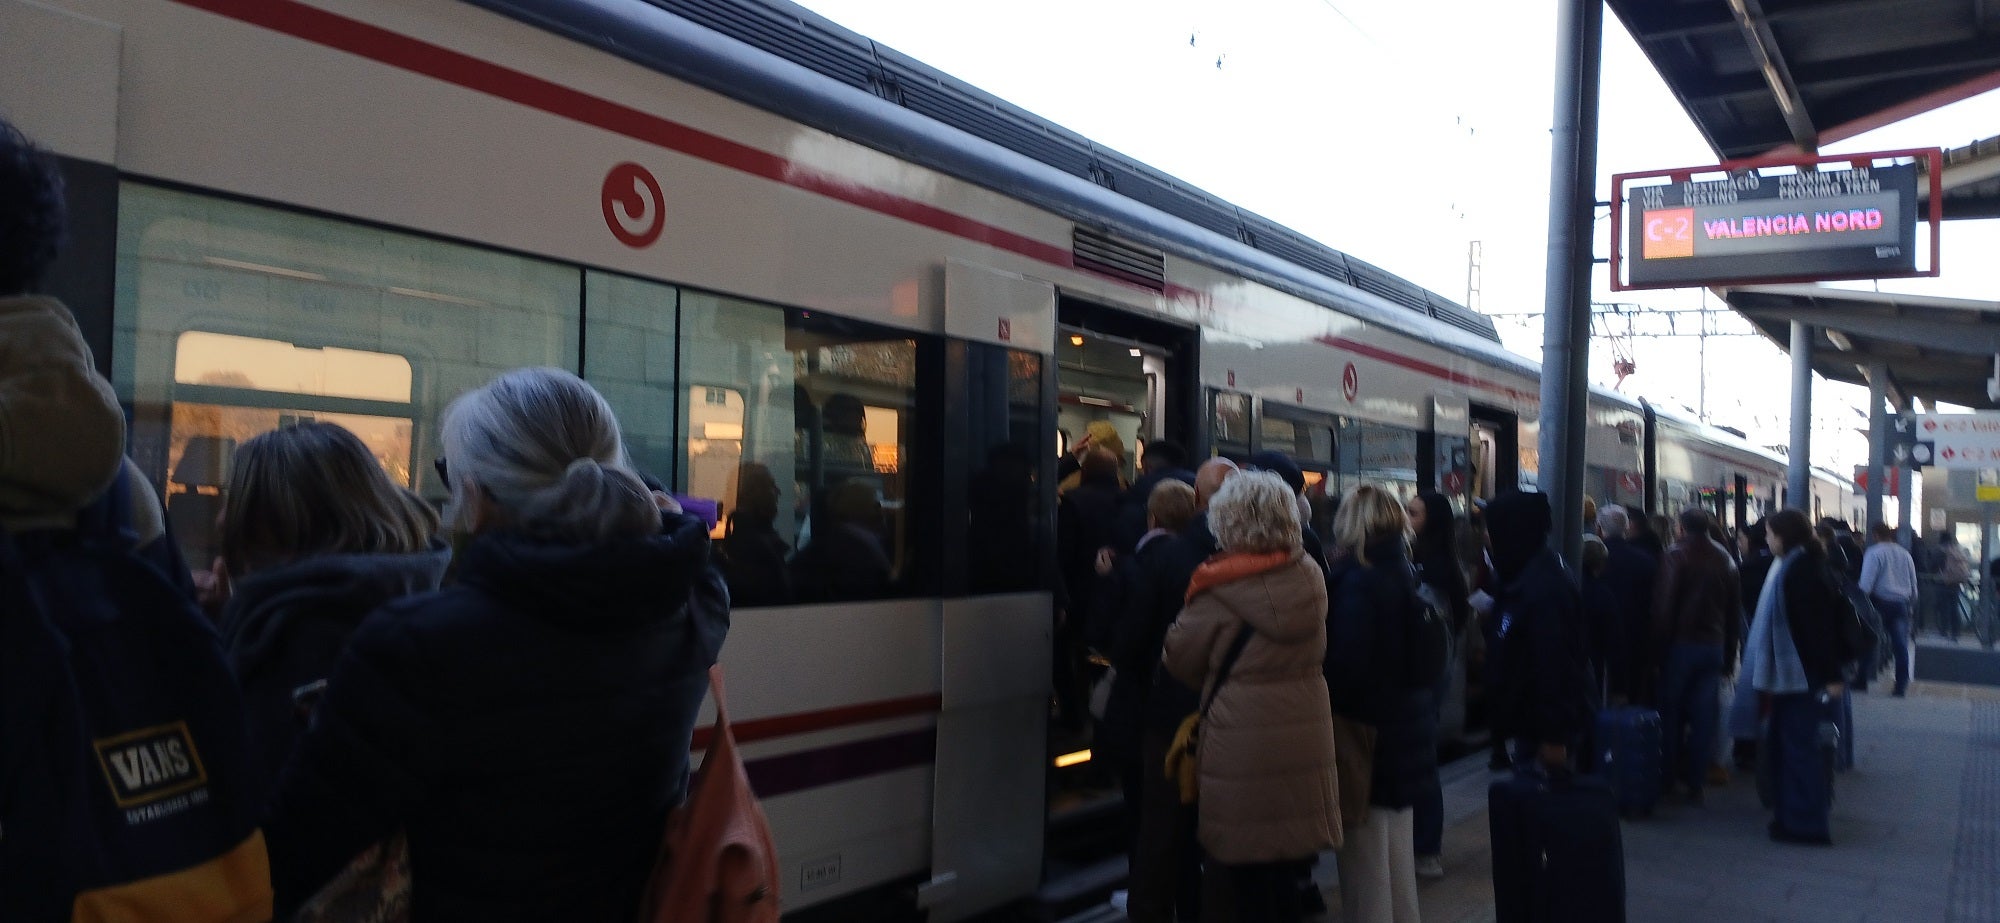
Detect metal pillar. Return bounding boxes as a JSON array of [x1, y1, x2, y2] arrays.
[[1787, 321, 1814, 512], [1897, 393, 1915, 548], [1866, 361, 1888, 528], [1536, 0, 1603, 573]]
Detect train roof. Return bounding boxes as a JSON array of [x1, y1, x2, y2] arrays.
[[467, 0, 1521, 359]]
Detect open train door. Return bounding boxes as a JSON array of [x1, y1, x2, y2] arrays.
[[922, 261, 1057, 921]]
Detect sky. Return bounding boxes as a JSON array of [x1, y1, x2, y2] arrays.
[[793, 0, 2000, 479]]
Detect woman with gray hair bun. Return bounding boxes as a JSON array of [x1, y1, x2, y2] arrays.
[[264, 367, 725, 922], [1162, 470, 1340, 922]]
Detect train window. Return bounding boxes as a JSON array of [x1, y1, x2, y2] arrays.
[[967, 346, 1046, 595], [1338, 418, 1420, 501], [1210, 391, 1251, 458], [113, 184, 581, 568], [677, 292, 939, 606], [583, 272, 681, 486]]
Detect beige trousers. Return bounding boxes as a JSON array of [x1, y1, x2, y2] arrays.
[[1335, 806, 1419, 923]]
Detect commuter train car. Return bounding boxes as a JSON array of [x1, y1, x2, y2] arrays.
[[0, 0, 1852, 916]]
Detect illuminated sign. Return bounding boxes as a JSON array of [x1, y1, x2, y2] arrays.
[[1611, 149, 1941, 291]]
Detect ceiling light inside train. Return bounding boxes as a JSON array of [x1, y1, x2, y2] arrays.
[[1129, 348, 1142, 357], [1070, 334, 1084, 347]]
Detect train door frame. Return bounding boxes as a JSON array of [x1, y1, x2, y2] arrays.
[[1468, 404, 1519, 500], [1054, 296, 1201, 457]]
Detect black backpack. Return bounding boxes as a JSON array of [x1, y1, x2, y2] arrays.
[[0, 466, 270, 922], [1405, 562, 1452, 689]]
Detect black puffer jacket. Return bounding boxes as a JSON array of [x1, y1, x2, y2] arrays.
[[265, 512, 722, 921], [1779, 551, 1862, 689], [1324, 538, 1434, 809], [217, 541, 451, 796]]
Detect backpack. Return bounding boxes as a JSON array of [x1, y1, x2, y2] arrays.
[[0, 465, 271, 923], [1406, 563, 1452, 689]]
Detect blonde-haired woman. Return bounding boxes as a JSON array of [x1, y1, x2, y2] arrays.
[[265, 368, 724, 921], [1162, 470, 1339, 923], [1324, 483, 1429, 923], [214, 421, 448, 792]]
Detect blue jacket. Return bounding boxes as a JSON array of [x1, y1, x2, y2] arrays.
[[265, 512, 722, 921]]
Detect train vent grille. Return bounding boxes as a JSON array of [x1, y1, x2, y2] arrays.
[[1073, 228, 1166, 293]]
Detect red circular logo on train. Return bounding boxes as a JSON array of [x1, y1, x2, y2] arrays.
[[1341, 362, 1359, 402], [601, 162, 665, 248]]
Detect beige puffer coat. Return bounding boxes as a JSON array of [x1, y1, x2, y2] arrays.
[[1163, 551, 1341, 863]]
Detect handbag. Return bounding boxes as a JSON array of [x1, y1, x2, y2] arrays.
[[1329, 714, 1378, 828], [636, 665, 780, 923], [293, 833, 411, 923], [1162, 623, 1256, 805]]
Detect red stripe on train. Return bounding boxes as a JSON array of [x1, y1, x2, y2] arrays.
[[691, 692, 943, 751], [169, 0, 1075, 270]]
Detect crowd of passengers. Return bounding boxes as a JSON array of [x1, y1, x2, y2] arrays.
[[1060, 441, 1883, 921], [2, 112, 1887, 923]]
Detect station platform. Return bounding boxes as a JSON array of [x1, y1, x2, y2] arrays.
[[1376, 682, 2000, 923]]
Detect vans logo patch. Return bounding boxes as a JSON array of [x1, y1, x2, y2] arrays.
[[93, 722, 208, 809]]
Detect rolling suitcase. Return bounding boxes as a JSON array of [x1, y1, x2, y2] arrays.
[[1593, 706, 1662, 817], [1488, 768, 1627, 923]]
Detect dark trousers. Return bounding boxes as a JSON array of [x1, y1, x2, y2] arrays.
[[1873, 597, 1912, 694], [1211, 859, 1305, 923], [1766, 691, 1837, 839], [1659, 642, 1724, 792], [1128, 725, 1200, 923]]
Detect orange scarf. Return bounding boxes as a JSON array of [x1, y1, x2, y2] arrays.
[[1185, 550, 1293, 604]]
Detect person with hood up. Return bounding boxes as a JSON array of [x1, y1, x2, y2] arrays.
[[0, 119, 182, 575], [1163, 470, 1339, 923], [1325, 484, 1431, 923], [264, 368, 725, 921], [1405, 491, 1469, 880], [211, 422, 450, 794], [1483, 491, 1594, 770]]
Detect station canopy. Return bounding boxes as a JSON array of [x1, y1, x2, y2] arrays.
[[1722, 284, 2000, 408], [1610, 0, 2000, 408]]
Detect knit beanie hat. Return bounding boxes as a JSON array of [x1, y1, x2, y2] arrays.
[[0, 295, 124, 519]]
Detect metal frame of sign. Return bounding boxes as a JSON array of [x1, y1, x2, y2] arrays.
[[1610, 147, 1943, 291]]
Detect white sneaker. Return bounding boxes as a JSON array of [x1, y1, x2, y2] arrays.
[[1415, 855, 1445, 879]]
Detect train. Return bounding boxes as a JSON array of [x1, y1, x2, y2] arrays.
[[1, 0, 1856, 917]]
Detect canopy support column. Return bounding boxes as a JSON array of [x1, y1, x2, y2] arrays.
[[1787, 321, 1814, 512], [1866, 360, 1888, 528], [1536, 0, 1603, 573]]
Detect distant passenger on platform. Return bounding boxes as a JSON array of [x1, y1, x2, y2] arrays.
[[1633, 514, 1671, 560], [1858, 522, 1918, 696], [1750, 511, 1861, 845], [1578, 534, 1620, 710], [1729, 520, 1777, 767], [1115, 439, 1195, 553], [1826, 519, 1865, 580], [1649, 508, 1741, 805], [1325, 484, 1433, 923], [1816, 523, 1851, 577], [1595, 505, 1658, 706], [1582, 495, 1599, 537], [1055, 446, 1124, 731], [1249, 450, 1326, 571], [213, 422, 448, 796], [1123, 456, 1236, 923], [264, 368, 724, 920], [1483, 491, 1594, 771], [1935, 532, 1972, 640], [1406, 491, 1469, 880], [1163, 470, 1339, 923]]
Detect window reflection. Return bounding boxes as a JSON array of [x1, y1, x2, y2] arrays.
[[677, 295, 936, 607]]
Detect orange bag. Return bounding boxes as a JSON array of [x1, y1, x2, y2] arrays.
[[636, 665, 781, 923]]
